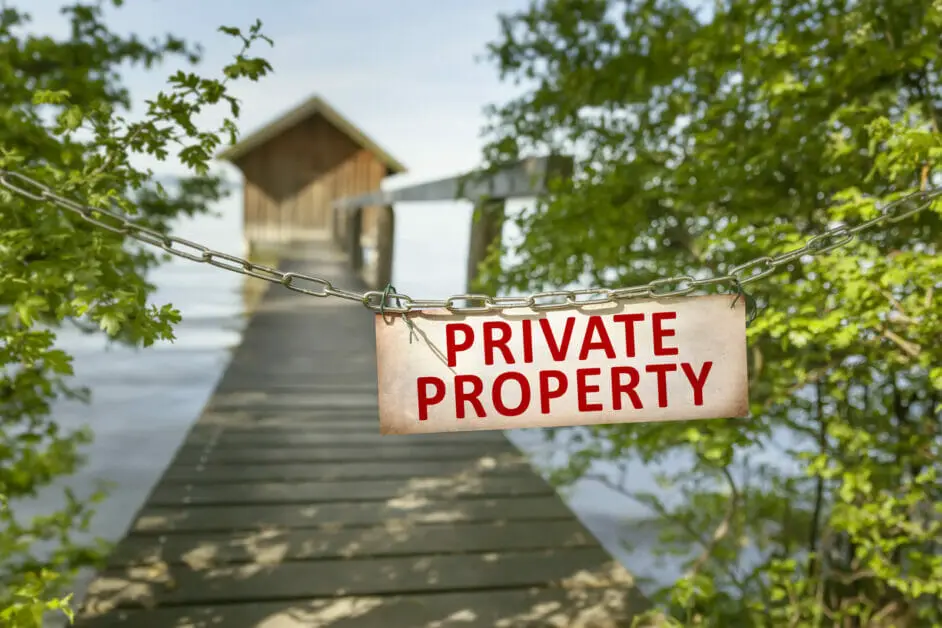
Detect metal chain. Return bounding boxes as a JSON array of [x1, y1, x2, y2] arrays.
[[2, 167, 940, 314]]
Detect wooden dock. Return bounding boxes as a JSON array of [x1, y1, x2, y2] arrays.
[[74, 241, 649, 627]]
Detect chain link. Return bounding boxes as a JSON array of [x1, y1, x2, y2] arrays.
[[2, 167, 940, 314]]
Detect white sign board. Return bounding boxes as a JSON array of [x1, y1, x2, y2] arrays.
[[375, 295, 748, 435]]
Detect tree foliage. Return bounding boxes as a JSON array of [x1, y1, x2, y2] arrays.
[[482, 0, 942, 625], [0, 2, 271, 624]]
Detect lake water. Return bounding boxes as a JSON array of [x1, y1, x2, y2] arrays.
[[29, 191, 721, 611]]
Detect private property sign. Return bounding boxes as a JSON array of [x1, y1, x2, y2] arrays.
[[375, 295, 749, 435]]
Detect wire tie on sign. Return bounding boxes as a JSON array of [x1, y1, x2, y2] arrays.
[[729, 279, 759, 325], [380, 284, 417, 344]]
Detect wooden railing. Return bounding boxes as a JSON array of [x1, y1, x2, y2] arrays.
[[331, 154, 573, 292]]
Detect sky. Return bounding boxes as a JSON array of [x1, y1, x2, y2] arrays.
[[23, 0, 533, 188]]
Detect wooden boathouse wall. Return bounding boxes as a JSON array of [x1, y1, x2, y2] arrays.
[[217, 96, 406, 253]]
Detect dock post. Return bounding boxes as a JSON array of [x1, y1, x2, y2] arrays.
[[347, 207, 363, 273], [335, 206, 350, 252], [466, 197, 506, 292], [373, 205, 395, 289]]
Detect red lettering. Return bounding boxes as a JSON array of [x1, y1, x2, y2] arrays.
[[611, 366, 642, 410], [613, 313, 644, 357], [645, 363, 677, 408], [576, 367, 603, 412], [652, 312, 678, 356], [492, 372, 530, 417], [522, 319, 534, 363], [445, 323, 474, 367], [538, 370, 568, 414], [578, 316, 616, 360], [454, 375, 486, 418], [483, 321, 514, 366], [681, 361, 713, 406], [417, 377, 445, 421], [540, 317, 575, 361]]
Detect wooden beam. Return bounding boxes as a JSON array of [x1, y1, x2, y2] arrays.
[[347, 208, 363, 272], [335, 206, 349, 251], [333, 155, 573, 210], [466, 198, 506, 292], [331, 206, 342, 247], [374, 205, 395, 290]]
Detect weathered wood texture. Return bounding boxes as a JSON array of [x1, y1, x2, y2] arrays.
[[466, 198, 506, 291], [75, 239, 648, 628], [219, 96, 405, 249], [373, 205, 395, 290], [333, 155, 574, 210], [331, 154, 573, 294], [232, 116, 387, 244]]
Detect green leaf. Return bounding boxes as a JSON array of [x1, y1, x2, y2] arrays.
[[62, 106, 84, 131], [32, 89, 71, 105]]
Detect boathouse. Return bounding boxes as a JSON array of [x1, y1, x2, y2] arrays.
[[217, 94, 406, 246]]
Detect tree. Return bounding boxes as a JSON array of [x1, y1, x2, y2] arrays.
[[481, 0, 942, 625], [0, 2, 271, 624]]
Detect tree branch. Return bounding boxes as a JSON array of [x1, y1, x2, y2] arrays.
[[686, 466, 739, 579], [880, 327, 921, 358]]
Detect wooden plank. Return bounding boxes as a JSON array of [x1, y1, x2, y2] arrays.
[[206, 398, 380, 411], [107, 520, 593, 566], [183, 431, 511, 447], [78, 581, 647, 628], [214, 383, 381, 393], [171, 443, 519, 465], [196, 406, 381, 416], [148, 476, 554, 506], [161, 458, 534, 483], [333, 155, 574, 209], [189, 423, 370, 434], [82, 548, 625, 609], [192, 412, 385, 428], [131, 496, 574, 534], [188, 420, 384, 433], [208, 390, 379, 403], [211, 380, 379, 390]]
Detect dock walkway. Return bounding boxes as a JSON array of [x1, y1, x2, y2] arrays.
[[76, 241, 648, 627]]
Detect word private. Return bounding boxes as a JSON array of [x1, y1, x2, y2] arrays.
[[375, 295, 749, 435]]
